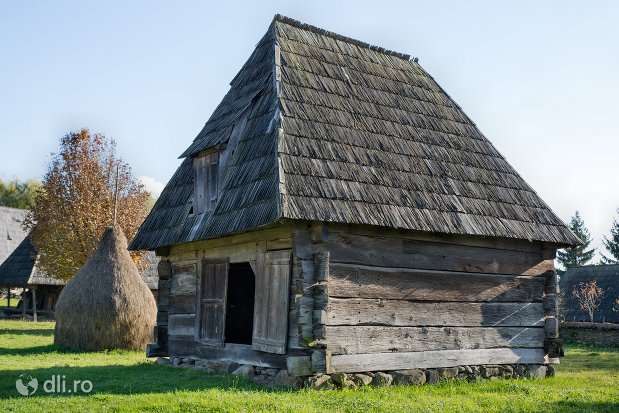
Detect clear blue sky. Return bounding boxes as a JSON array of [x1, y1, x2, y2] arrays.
[[1, 1, 617, 260]]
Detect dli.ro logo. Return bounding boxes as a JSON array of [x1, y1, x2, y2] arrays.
[[16, 374, 92, 396]]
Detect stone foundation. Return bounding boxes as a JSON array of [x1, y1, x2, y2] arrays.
[[560, 322, 619, 347], [304, 364, 553, 390], [157, 357, 555, 389]]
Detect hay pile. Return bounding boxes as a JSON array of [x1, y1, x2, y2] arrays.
[[54, 225, 156, 350]]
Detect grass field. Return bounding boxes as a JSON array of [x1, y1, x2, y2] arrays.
[[0, 320, 617, 412], [0, 297, 18, 308]]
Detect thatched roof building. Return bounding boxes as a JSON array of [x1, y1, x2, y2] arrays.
[[55, 225, 157, 350], [130, 15, 580, 380], [559, 265, 619, 323], [0, 236, 65, 288]]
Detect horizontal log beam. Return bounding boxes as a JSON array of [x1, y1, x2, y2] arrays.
[[169, 294, 196, 314], [170, 272, 197, 295], [295, 231, 549, 275], [326, 298, 544, 327], [330, 348, 551, 372], [325, 326, 545, 355], [329, 264, 545, 302], [168, 314, 195, 336], [324, 222, 548, 254], [167, 336, 309, 369]]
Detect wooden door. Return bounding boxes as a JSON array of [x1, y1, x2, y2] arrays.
[[252, 250, 291, 354], [196, 258, 228, 346]]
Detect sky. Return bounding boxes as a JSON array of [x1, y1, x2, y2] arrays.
[[0, 1, 617, 261]]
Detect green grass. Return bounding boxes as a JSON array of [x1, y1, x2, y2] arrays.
[[0, 298, 18, 308], [0, 320, 617, 412]]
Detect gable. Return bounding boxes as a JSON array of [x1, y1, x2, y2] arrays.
[[129, 15, 580, 251]]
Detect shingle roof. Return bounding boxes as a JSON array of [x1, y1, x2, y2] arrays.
[[559, 265, 619, 323], [0, 206, 28, 265], [129, 15, 581, 251], [0, 234, 160, 289]]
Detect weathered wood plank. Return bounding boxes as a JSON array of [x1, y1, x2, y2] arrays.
[[288, 309, 299, 338], [313, 251, 330, 281], [311, 349, 332, 374], [196, 258, 228, 346], [154, 326, 168, 351], [329, 264, 545, 302], [157, 311, 168, 326], [295, 230, 549, 275], [313, 252, 329, 340], [544, 295, 558, 318], [253, 250, 291, 354], [545, 318, 559, 339], [172, 263, 197, 275], [403, 239, 549, 275], [326, 298, 544, 327], [203, 241, 266, 264], [267, 238, 293, 251], [295, 257, 314, 345], [544, 270, 559, 295], [158, 279, 169, 307], [330, 348, 551, 372], [173, 224, 292, 254], [157, 259, 172, 280], [170, 268, 197, 295], [169, 294, 196, 314], [168, 314, 196, 336], [325, 326, 544, 355], [325, 222, 547, 254], [167, 337, 306, 368]]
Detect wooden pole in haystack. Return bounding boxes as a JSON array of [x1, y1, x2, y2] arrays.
[[112, 165, 119, 226], [32, 287, 37, 322]]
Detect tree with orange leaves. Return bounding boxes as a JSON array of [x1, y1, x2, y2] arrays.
[[23, 129, 150, 281], [572, 281, 605, 323]]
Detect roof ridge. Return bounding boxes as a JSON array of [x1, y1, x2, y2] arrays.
[[273, 14, 415, 62]]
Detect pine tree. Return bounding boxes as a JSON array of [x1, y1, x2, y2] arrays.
[[601, 209, 619, 264], [556, 211, 596, 275]]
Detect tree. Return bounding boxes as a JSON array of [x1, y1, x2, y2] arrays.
[[0, 179, 43, 209], [572, 281, 605, 323], [23, 129, 150, 281], [600, 209, 619, 264], [556, 289, 567, 322], [556, 211, 596, 275]]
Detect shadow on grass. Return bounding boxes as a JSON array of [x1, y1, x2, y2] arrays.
[[0, 364, 286, 399], [0, 344, 87, 357], [551, 400, 619, 412], [0, 328, 55, 337]]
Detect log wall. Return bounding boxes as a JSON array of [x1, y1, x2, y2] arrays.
[[292, 222, 558, 373]]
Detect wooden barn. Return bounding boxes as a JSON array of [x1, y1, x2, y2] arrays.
[[130, 15, 581, 378]]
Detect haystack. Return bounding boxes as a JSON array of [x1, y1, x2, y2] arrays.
[[54, 225, 156, 350]]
